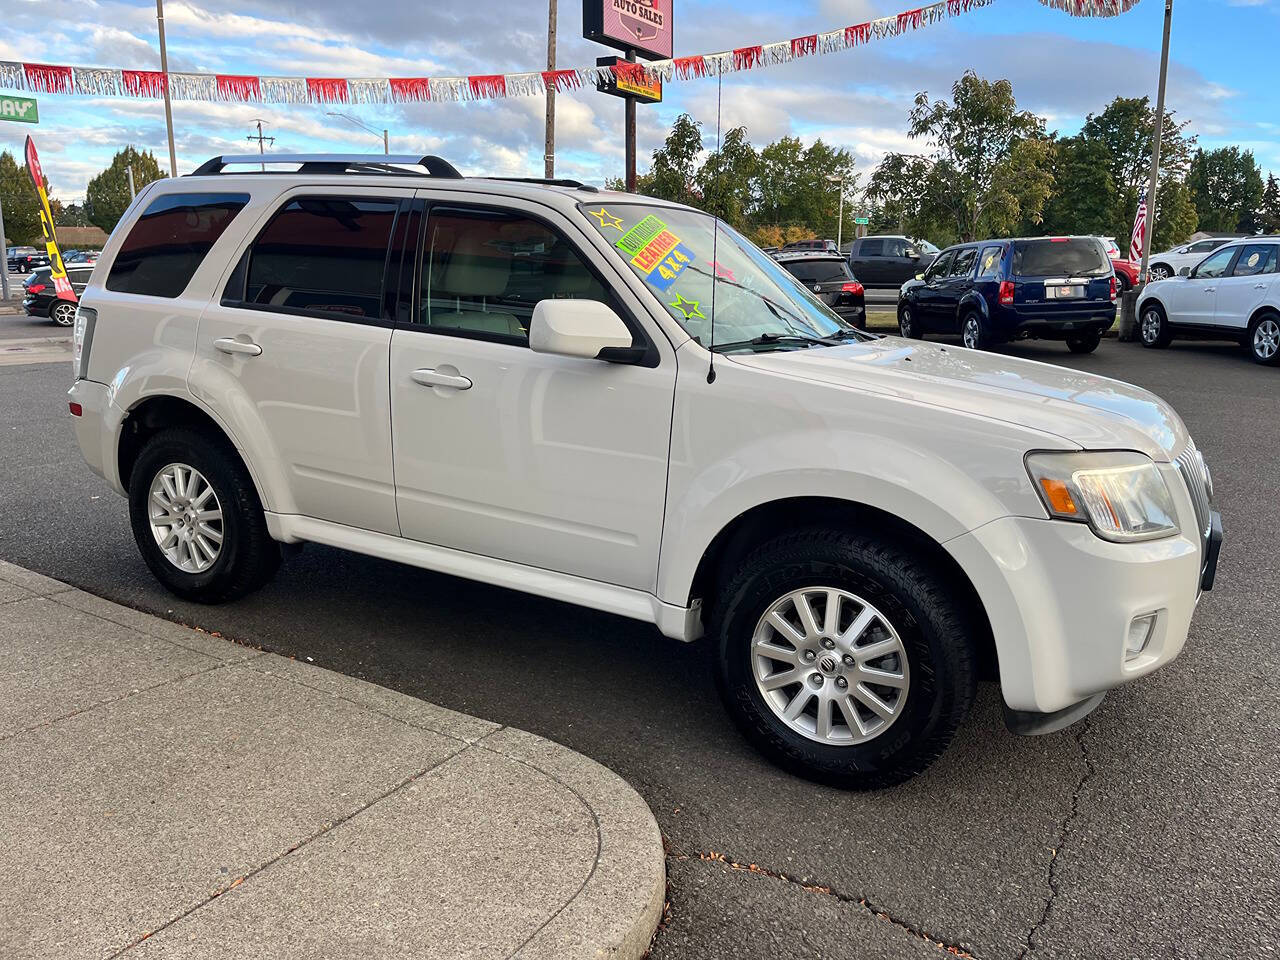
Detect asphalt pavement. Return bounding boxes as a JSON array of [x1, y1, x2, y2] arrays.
[[1, 331, 1277, 959]]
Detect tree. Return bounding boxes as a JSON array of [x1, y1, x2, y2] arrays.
[[56, 202, 91, 227], [84, 147, 163, 233], [1187, 147, 1265, 234], [754, 136, 855, 238], [694, 126, 757, 228], [868, 72, 1054, 242], [1262, 174, 1280, 235], [1039, 135, 1118, 238], [641, 114, 703, 206], [1150, 175, 1198, 252], [0, 150, 47, 245]]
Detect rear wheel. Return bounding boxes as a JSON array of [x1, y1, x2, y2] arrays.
[[961, 312, 990, 350], [1249, 314, 1280, 365], [128, 427, 279, 603], [1139, 304, 1173, 348], [712, 528, 977, 789], [1066, 330, 1103, 354], [50, 300, 76, 326]]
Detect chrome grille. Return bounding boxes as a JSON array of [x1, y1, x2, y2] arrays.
[[1175, 443, 1212, 545]]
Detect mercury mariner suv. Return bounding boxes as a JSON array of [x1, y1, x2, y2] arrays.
[[68, 154, 1222, 788]]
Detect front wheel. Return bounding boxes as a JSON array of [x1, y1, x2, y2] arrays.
[[128, 427, 280, 603], [897, 304, 922, 339], [1249, 314, 1280, 365], [712, 529, 977, 789], [1148, 263, 1173, 282], [1139, 304, 1173, 348], [1066, 331, 1102, 354]]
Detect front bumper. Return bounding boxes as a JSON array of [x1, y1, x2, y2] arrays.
[[946, 506, 1206, 715]]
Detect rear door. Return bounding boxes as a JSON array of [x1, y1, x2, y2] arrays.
[[1010, 238, 1112, 322], [1210, 243, 1278, 331]]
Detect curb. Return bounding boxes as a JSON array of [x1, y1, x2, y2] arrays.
[[0, 560, 666, 960]]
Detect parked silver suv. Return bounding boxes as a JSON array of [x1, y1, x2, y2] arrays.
[[68, 155, 1220, 788]]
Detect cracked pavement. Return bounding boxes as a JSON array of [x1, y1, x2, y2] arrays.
[[2, 338, 1278, 958]]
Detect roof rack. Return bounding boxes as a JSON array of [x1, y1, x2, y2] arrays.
[[485, 176, 599, 193], [188, 153, 463, 178]]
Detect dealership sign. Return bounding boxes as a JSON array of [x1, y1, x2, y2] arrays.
[[0, 94, 38, 124], [583, 0, 673, 61], [595, 56, 662, 103]]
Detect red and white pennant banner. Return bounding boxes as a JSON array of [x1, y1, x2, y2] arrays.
[[0, 0, 1141, 105]]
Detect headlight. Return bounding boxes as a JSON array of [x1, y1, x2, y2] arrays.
[[1025, 451, 1178, 542]]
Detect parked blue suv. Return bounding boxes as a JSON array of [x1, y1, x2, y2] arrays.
[[896, 237, 1117, 352]]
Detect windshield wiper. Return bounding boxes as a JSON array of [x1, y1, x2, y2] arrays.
[[711, 332, 824, 353]]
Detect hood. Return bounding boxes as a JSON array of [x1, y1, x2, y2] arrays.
[[730, 337, 1188, 459]]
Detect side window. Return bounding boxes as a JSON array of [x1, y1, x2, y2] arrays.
[[421, 206, 608, 344], [237, 196, 398, 321], [859, 238, 884, 257], [925, 251, 954, 281], [976, 245, 1003, 279], [1194, 247, 1237, 279], [1229, 244, 1277, 277], [1191, 240, 1220, 253], [950, 248, 978, 278], [883, 238, 908, 258], [106, 192, 250, 298]]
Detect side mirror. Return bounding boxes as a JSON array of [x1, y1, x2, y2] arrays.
[[905, 248, 920, 260], [529, 299, 637, 362], [914, 273, 925, 281], [1178, 266, 1191, 277]]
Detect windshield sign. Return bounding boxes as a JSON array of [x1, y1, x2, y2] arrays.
[[582, 202, 864, 352]]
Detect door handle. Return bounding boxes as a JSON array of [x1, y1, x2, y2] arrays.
[[213, 337, 262, 357], [1256, 283, 1268, 290], [1203, 287, 1215, 294], [411, 368, 472, 390]]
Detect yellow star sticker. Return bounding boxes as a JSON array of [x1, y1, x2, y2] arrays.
[[669, 293, 706, 321], [588, 207, 624, 230]]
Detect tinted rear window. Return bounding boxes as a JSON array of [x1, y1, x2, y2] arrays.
[[1012, 239, 1109, 277], [107, 192, 250, 298], [786, 260, 852, 284]]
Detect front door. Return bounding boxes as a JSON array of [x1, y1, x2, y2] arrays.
[[1210, 243, 1278, 332], [193, 187, 409, 535], [913, 250, 955, 330], [389, 197, 676, 592], [938, 247, 978, 333]]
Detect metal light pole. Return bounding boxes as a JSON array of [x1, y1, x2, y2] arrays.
[[1140, 0, 1173, 285], [0, 198, 10, 301], [544, 0, 557, 178], [828, 175, 846, 250], [326, 112, 390, 154], [156, 0, 177, 177]]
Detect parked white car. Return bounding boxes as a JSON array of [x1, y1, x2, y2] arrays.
[[1137, 236, 1280, 364], [68, 154, 1221, 788], [1145, 237, 1233, 281]]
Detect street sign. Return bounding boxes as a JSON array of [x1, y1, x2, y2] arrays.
[[0, 94, 38, 124], [853, 217, 869, 225]]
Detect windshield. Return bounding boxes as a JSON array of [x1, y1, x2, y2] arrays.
[[581, 202, 867, 352]]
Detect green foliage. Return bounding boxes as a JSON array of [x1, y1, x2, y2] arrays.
[[56, 202, 91, 227], [1262, 175, 1280, 235], [642, 114, 703, 207], [0, 150, 46, 245], [1150, 175, 1198, 252], [1039, 135, 1119, 238], [1187, 147, 1265, 234], [84, 146, 164, 233], [755, 136, 856, 239], [695, 126, 758, 228], [868, 72, 1053, 242]]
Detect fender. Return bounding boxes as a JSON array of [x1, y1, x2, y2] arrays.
[[958, 289, 989, 322]]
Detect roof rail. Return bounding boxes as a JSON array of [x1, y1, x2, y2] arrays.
[[486, 176, 599, 193], [188, 153, 463, 178]]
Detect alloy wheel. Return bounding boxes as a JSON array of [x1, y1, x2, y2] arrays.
[[1141, 310, 1162, 344], [1149, 265, 1171, 281], [963, 317, 981, 349], [751, 586, 910, 745], [899, 307, 913, 337], [51, 301, 76, 326], [1255, 318, 1280, 361], [148, 462, 224, 573]]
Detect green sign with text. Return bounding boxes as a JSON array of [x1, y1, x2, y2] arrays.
[[0, 94, 38, 124], [853, 217, 870, 225]]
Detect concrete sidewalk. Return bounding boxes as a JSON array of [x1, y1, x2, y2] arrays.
[[0, 561, 665, 960]]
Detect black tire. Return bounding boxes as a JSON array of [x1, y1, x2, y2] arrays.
[[1139, 303, 1173, 349], [1066, 331, 1102, 354], [897, 303, 922, 339], [50, 300, 76, 327], [128, 426, 279, 603], [1148, 263, 1173, 282], [712, 528, 978, 790], [960, 311, 990, 350], [1247, 312, 1280, 366]]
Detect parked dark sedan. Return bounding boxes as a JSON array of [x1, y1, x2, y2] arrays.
[[774, 251, 866, 328], [897, 236, 1117, 352], [21, 265, 91, 325]]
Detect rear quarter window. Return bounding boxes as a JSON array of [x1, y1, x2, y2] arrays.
[[106, 192, 250, 298], [1012, 239, 1109, 277]]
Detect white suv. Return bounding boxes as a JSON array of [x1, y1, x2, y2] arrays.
[[68, 155, 1221, 788], [1137, 237, 1280, 364]]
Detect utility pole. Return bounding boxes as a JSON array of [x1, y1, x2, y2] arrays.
[[156, 0, 177, 177], [247, 120, 275, 171], [0, 196, 10, 301], [1140, 0, 1173, 286], [544, 0, 557, 179], [828, 175, 845, 250], [127, 164, 136, 199], [383, 128, 389, 155], [325, 112, 389, 154], [624, 50, 637, 192]]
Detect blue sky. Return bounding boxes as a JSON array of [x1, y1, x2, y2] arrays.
[[0, 0, 1275, 203]]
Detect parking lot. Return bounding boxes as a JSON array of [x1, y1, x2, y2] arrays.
[[1, 334, 1276, 959]]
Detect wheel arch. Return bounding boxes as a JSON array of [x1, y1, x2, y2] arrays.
[[684, 496, 998, 681], [1247, 304, 1279, 332]]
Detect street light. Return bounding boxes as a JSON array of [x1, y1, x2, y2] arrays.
[[325, 112, 390, 154], [827, 174, 846, 252]]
